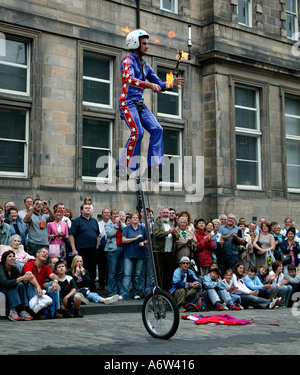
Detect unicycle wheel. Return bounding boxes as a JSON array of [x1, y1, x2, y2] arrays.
[[142, 289, 179, 339]]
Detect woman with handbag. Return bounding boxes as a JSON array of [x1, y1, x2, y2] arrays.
[[280, 227, 300, 275], [253, 222, 275, 269], [47, 208, 69, 263]]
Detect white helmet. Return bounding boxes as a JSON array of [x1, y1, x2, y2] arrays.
[[126, 29, 149, 50]]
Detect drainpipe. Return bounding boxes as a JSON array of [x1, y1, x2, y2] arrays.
[[136, 0, 140, 28]]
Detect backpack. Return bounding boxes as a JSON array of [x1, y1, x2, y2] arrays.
[[184, 292, 207, 312], [44, 293, 55, 319]]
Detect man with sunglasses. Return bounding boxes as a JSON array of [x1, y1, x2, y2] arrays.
[[169, 256, 201, 308]]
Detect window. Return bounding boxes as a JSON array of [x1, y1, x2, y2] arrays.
[[238, 0, 252, 27], [160, 0, 178, 13], [160, 129, 182, 186], [0, 38, 30, 95], [83, 53, 113, 108], [82, 117, 112, 180], [235, 86, 261, 188], [157, 67, 181, 118], [285, 0, 298, 39], [285, 96, 300, 190], [0, 106, 28, 176]]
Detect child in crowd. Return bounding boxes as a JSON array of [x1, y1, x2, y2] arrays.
[[201, 267, 241, 311], [222, 269, 243, 309], [285, 264, 300, 293], [55, 260, 83, 318]]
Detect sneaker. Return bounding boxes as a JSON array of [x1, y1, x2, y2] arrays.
[[77, 292, 89, 305], [8, 310, 21, 322], [237, 303, 244, 310], [133, 295, 141, 300], [62, 309, 72, 318], [118, 295, 123, 300], [269, 297, 281, 309], [104, 295, 119, 304], [229, 304, 241, 310], [74, 309, 83, 318], [54, 310, 64, 319], [19, 311, 34, 321], [217, 303, 223, 311], [221, 303, 229, 310]]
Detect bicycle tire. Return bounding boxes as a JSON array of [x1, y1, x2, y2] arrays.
[[142, 289, 179, 339]]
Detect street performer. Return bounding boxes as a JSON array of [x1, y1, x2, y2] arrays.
[[117, 29, 184, 181]]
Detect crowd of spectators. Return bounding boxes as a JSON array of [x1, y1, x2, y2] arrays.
[[0, 195, 300, 321]]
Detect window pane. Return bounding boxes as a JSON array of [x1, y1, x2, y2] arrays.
[[235, 87, 256, 107], [287, 166, 300, 189], [235, 107, 257, 129], [236, 135, 257, 161], [286, 141, 300, 165], [0, 140, 24, 173], [286, 97, 300, 116], [158, 94, 179, 116], [161, 0, 175, 12], [238, 0, 248, 25], [83, 118, 110, 149], [0, 65, 27, 92], [83, 54, 110, 80], [82, 149, 109, 178], [83, 80, 110, 105], [163, 129, 180, 155], [286, 0, 296, 13], [0, 107, 26, 140], [237, 160, 258, 185], [286, 116, 300, 136], [0, 39, 27, 65]]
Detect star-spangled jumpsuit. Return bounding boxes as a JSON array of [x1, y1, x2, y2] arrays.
[[119, 53, 167, 170]]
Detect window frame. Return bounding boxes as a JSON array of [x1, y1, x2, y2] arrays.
[[285, 0, 299, 40], [235, 85, 262, 190], [160, 0, 178, 14], [0, 37, 30, 96], [237, 0, 253, 28]]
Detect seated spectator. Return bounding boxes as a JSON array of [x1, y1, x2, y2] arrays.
[[67, 255, 119, 305], [285, 264, 300, 293], [231, 263, 280, 309], [5, 207, 27, 248], [194, 218, 215, 276], [256, 264, 275, 285], [201, 267, 241, 310], [0, 250, 35, 321], [174, 216, 197, 266], [47, 208, 69, 264], [120, 212, 148, 300], [244, 266, 279, 299], [54, 260, 83, 318], [169, 256, 201, 308], [269, 260, 293, 307], [0, 204, 12, 245], [222, 269, 243, 309], [280, 227, 300, 274], [21, 248, 62, 319], [0, 234, 34, 272], [23, 200, 55, 257]]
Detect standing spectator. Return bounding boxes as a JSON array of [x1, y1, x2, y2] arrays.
[[219, 214, 227, 226], [218, 214, 245, 277], [69, 204, 100, 292], [104, 208, 125, 297], [273, 224, 285, 261], [280, 227, 300, 274], [0, 204, 12, 246], [47, 208, 69, 264], [238, 221, 252, 270], [5, 207, 27, 248], [169, 208, 177, 227], [120, 212, 148, 300], [23, 199, 55, 257], [174, 216, 197, 266], [18, 197, 33, 222], [97, 207, 110, 290], [194, 218, 215, 276], [152, 207, 179, 291], [253, 221, 276, 269]]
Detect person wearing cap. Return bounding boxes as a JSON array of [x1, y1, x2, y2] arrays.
[[169, 256, 201, 308], [117, 29, 184, 180]]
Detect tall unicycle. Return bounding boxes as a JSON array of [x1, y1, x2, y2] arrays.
[[136, 174, 179, 340]]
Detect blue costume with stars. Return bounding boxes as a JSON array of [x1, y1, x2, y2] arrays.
[[119, 53, 167, 170]]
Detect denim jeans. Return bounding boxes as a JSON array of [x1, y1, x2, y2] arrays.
[[106, 247, 124, 296], [1, 282, 29, 310], [203, 288, 233, 307], [121, 258, 144, 299], [139, 246, 154, 295]]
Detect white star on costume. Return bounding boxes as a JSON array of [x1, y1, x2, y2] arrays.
[[135, 81, 140, 86], [129, 146, 133, 150], [132, 136, 136, 140]]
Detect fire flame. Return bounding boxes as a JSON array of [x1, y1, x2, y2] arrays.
[[168, 31, 176, 39], [166, 71, 174, 89], [176, 50, 189, 61]]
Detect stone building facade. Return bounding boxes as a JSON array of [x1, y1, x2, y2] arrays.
[[0, 0, 300, 226]]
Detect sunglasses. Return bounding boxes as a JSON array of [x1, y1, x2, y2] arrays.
[[181, 262, 190, 265]]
